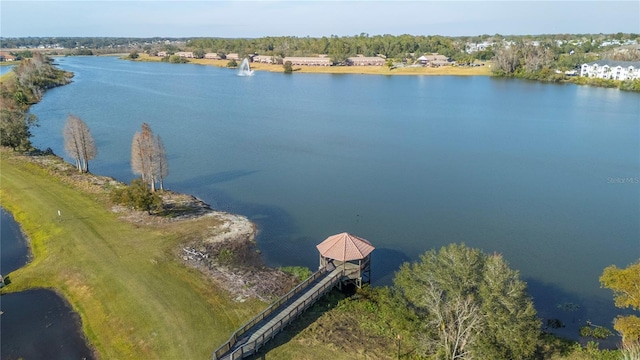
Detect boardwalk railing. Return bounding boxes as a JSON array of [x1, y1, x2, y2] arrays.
[[222, 269, 343, 360], [213, 267, 339, 360]]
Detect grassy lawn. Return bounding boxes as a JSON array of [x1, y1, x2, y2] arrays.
[[0, 151, 264, 359], [1, 70, 15, 83]]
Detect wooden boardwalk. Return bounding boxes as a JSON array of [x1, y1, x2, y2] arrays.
[[213, 267, 343, 360]]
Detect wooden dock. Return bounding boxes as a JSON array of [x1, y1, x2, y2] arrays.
[[213, 232, 375, 360], [213, 267, 343, 360]]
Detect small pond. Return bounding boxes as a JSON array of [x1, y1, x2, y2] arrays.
[[1, 209, 94, 359]]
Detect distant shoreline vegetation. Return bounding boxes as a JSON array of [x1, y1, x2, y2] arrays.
[[2, 33, 639, 89], [0, 53, 73, 151]]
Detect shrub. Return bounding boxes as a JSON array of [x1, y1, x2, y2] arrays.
[[110, 178, 162, 214], [169, 55, 188, 64], [283, 61, 293, 74], [280, 266, 312, 281], [217, 248, 234, 264], [619, 79, 640, 92], [580, 325, 593, 337]]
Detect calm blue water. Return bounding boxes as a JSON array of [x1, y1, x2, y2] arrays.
[[29, 56, 639, 341], [1, 289, 95, 359], [0, 65, 15, 76], [1, 208, 30, 275]]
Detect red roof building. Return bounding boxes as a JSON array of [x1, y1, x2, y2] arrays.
[[317, 232, 374, 288]]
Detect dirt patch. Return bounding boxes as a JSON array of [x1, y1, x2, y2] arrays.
[[180, 241, 298, 303]]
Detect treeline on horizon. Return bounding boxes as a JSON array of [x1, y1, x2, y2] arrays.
[[3, 32, 640, 92], [2, 32, 638, 59]]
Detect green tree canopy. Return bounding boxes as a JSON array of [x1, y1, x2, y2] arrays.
[[168, 55, 188, 64], [0, 108, 37, 151], [192, 48, 205, 59], [394, 243, 540, 360], [283, 60, 293, 74], [110, 178, 162, 214], [600, 259, 640, 344]]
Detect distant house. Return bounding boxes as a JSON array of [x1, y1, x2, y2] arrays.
[[175, 51, 194, 58], [0, 52, 16, 62], [465, 42, 494, 54], [157, 51, 168, 57], [347, 55, 385, 66], [417, 53, 451, 66], [282, 56, 332, 66], [253, 55, 276, 64], [226, 53, 241, 61], [204, 53, 221, 60], [580, 60, 640, 81]]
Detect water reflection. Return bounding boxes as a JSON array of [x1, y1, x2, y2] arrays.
[[1, 289, 95, 360], [1, 209, 30, 275]]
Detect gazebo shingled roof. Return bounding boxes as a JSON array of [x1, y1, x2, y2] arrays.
[[316, 232, 375, 262]]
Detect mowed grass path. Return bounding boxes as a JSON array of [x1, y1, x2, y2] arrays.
[[0, 153, 263, 359]]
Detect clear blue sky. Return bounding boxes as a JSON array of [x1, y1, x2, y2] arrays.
[[1, 1, 639, 38]]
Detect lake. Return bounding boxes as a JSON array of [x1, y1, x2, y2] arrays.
[[0, 65, 15, 76], [29, 56, 639, 341]]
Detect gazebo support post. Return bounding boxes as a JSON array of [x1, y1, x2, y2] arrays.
[[316, 232, 375, 291]]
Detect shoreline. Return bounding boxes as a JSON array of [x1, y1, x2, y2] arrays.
[[2, 150, 296, 302], [134, 53, 493, 76], [0, 57, 295, 358], [0, 149, 290, 358], [1, 56, 285, 302]]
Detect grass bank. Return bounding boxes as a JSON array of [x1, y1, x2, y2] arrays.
[[135, 54, 492, 76], [0, 150, 264, 359]]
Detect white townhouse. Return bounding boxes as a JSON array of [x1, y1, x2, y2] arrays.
[[580, 60, 640, 81]]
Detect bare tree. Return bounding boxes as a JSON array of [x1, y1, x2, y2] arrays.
[[131, 123, 168, 192], [394, 244, 540, 360], [63, 114, 96, 173], [492, 44, 521, 75], [131, 131, 144, 181], [131, 123, 155, 191], [522, 43, 553, 73], [154, 134, 168, 191], [421, 283, 483, 360]]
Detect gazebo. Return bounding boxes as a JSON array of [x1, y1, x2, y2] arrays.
[[316, 232, 375, 288]]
